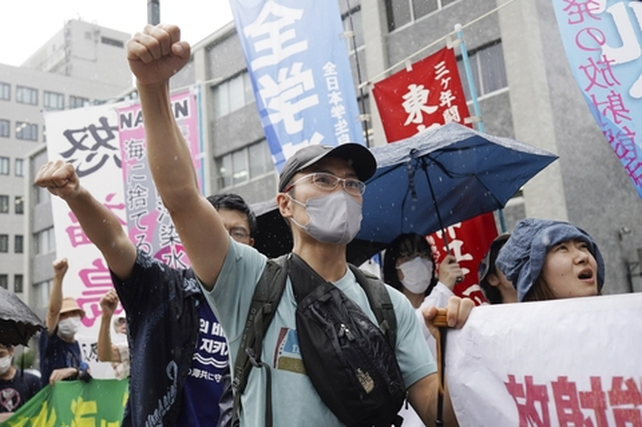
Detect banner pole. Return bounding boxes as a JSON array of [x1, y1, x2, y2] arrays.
[[455, 24, 507, 233]]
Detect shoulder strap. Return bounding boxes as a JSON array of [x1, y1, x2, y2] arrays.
[[348, 264, 398, 350], [232, 254, 289, 427]]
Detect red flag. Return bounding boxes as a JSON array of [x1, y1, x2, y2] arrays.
[[372, 46, 471, 143], [427, 213, 498, 306]]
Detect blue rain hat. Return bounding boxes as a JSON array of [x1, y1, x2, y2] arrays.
[[495, 218, 605, 301]]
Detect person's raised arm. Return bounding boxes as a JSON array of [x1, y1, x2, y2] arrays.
[[126, 24, 229, 289], [97, 289, 122, 363], [35, 160, 136, 280], [46, 258, 67, 335]]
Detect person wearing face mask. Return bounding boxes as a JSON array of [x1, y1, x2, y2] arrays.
[[0, 344, 40, 421], [38, 258, 90, 389], [383, 233, 464, 427]]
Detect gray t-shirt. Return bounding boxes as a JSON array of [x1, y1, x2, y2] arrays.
[[202, 239, 437, 426]]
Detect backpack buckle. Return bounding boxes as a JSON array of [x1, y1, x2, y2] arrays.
[[246, 347, 262, 368]]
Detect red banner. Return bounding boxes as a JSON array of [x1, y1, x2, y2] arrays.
[[372, 46, 471, 143], [427, 213, 498, 305]]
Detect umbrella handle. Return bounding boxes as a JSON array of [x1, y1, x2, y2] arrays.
[[433, 308, 448, 328]]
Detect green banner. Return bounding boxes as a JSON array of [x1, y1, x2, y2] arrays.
[[1, 379, 128, 427]]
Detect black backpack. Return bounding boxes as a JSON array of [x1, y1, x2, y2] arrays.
[[232, 254, 406, 427]]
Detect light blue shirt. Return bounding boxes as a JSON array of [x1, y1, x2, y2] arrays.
[[202, 240, 436, 427]]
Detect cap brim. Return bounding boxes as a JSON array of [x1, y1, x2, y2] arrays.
[[299, 143, 377, 182]]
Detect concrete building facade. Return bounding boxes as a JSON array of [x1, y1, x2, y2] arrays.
[[1, 20, 131, 313], [168, 0, 642, 294]]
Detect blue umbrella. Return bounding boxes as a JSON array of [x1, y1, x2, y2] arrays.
[[357, 122, 558, 248]]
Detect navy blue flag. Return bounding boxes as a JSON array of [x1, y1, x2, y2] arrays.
[[229, 0, 366, 172]]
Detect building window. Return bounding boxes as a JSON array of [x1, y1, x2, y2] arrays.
[[0, 235, 8, 253], [14, 275, 23, 293], [35, 227, 55, 255], [16, 86, 38, 105], [0, 195, 8, 213], [0, 157, 8, 175], [69, 96, 90, 109], [15, 196, 23, 214], [101, 36, 125, 48], [216, 139, 274, 189], [385, 0, 458, 32], [44, 91, 65, 110], [0, 82, 10, 101], [15, 235, 23, 254], [0, 119, 9, 138], [212, 72, 254, 119], [457, 41, 508, 100], [0, 275, 7, 290], [15, 159, 23, 177], [16, 122, 38, 141]]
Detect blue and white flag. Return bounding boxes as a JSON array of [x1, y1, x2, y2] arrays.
[[553, 0, 642, 198], [229, 0, 366, 172]]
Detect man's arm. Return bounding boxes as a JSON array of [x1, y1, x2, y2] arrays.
[[126, 24, 229, 289], [45, 258, 67, 335], [97, 289, 122, 362], [35, 160, 136, 279]]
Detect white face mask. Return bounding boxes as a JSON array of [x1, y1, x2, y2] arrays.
[[289, 191, 362, 245], [0, 355, 12, 375], [58, 316, 81, 339], [397, 257, 433, 294]]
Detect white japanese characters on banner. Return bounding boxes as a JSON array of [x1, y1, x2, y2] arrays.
[[43, 90, 202, 377], [229, 0, 365, 172], [445, 293, 642, 425]]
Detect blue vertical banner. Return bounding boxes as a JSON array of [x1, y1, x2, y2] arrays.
[[552, 0, 642, 198], [229, 0, 366, 172]]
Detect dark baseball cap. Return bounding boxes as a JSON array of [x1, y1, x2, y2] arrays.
[[278, 143, 377, 192]]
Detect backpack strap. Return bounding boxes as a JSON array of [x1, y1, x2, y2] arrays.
[[348, 264, 398, 350], [232, 254, 289, 427]]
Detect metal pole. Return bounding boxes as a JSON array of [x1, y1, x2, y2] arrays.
[[455, 23, 507, 233], [345, 0, 370, 147], [148, 0, 160, 25]]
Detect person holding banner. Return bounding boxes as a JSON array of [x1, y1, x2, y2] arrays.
[[125, 23, 474, 426], [496, 218, 605, 302], [97, 289, 130, 380], [0, 344, 41, 421], [34, 161, 255, 427], [38, 258, 91, 389]]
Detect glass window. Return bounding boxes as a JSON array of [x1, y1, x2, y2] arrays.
[[0, 157, 8, 175], [213, 83, 230, 119], [0, 119, 9, 137], [15, 196, 23, 214], [44, 91, 65, 110], [0, 275, 7, 290], [14, 275, 23, 293], [457, 41, 508, 100], [16, 86, 38, 105], [385, 0, 411, 31], [0, 235, 7, 253], [35, 227, 55, 255], [0, 195, 8, 213], [216, 153, 233, 189], [212, 71, 253, 119], [249, 140, 273, 178], [244, 72, 254, 104], [101, 36, 125, 48], [16, 122, 38, 141], [69, 96, 90, 109], [14, 235, 23, 254], [0, 82, 10, 101], [413, 0, 438, 20], [15, 159, 23, 177], [232, 149, 249, 185], [228, 74, 245, 113]]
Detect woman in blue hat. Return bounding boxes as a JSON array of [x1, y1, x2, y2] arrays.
[[495, 218, 605, 302]]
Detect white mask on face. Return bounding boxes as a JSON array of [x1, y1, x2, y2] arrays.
[[397, 257, 433, 294], [58, 316, 81, 339], [289, 191, 362, 245], [0, 355, 12, 375]]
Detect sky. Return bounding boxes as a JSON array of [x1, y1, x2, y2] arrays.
[[0, 0, 234, 67]]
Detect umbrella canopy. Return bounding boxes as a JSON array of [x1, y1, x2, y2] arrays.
[[0, 287, 46, 346], [252, 122, 557, 265], [357, 122, 557, 247]]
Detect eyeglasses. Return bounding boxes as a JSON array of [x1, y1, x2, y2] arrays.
[[284, 172, 366, 196], [228, 227, 250, 242]]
